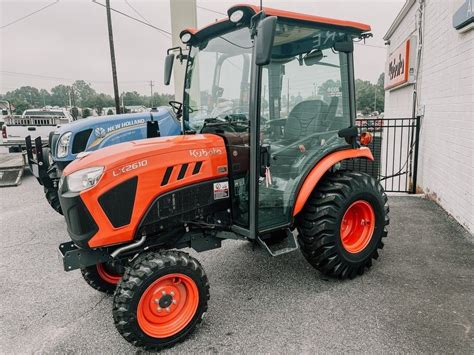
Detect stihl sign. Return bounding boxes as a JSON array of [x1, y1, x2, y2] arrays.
[[384, 37, 416, 90]]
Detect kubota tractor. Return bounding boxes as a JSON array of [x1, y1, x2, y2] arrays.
[[58, 4, 389, 350]]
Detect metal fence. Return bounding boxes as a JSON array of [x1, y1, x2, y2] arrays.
[[342, 116, 420, 193]]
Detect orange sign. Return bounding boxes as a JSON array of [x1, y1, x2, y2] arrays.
[[385, 39, 411, 90]]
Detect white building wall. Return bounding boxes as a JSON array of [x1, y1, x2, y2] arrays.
[[384, 0, 474, 233]]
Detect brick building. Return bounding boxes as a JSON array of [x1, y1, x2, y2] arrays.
[[383, 0, 473, 233]]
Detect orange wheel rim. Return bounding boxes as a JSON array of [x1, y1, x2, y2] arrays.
[[137, 273, 199, 338], [96, 263, 122, 285], [340, 200, 375, 253]]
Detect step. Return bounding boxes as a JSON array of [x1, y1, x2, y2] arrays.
[[257, 228, 299, 256]]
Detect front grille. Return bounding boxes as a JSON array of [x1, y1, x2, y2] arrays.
[[99, 177, 138, 228], [59, 178, 98, 248], [72, 129, 92, 154], [49, 133, 59, 155]]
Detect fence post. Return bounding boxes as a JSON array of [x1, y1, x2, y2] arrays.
[[411, 116, 421, 194]]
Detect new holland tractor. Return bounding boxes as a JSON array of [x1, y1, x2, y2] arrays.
[[25, 108, 181, 214], [57, 4, 389, 350]]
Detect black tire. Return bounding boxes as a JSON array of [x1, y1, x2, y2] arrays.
[[81, 262, 125, 294], [44, 187, 62, 215], [297, 170, 389, 279], [113, 251, 209, 351]]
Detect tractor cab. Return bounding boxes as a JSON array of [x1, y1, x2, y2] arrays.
[[167, 4, 371, 237]]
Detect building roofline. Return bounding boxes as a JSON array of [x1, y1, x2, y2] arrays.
[[384, 0, 417, 40]]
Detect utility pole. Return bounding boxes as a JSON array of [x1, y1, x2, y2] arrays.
[[149, 80, 154, 107], [70, 85, 76, 107], [105, 0, 121, 114], [374, 85, 377, 113], [287, 79, 290, 115], [67, 87, 72, 108]]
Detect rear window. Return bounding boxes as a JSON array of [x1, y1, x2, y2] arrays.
[[24, 111, 66, 117]]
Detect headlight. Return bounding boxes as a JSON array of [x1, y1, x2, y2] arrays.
[[67, 166, 104, 192], [57, 132, 72, 158], [229, 10, 244, 23], [180, 32, 192, 43]]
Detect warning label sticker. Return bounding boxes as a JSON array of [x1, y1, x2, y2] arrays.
[[213, 181, 229, 200]]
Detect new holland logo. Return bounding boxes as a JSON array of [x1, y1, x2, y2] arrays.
[[94, 127, 106, 138]]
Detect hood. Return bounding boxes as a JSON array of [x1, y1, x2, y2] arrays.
[[63, 134, 225, 176], [54, 107, 174, 135]]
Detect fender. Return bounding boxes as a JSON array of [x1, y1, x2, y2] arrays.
[[292, 147, 374, 216]]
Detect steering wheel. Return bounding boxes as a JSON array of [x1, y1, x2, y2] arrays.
[[169, 101, 183, 116]]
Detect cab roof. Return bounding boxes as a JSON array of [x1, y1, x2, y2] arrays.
[[182, 4, 371, 39]]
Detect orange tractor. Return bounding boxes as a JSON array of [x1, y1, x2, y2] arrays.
[[58, 4, 389, 350]]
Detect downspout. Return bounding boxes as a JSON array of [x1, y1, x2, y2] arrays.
[[409, 0, 425, 192]]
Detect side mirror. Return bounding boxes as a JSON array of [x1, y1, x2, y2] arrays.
[[333, 40, 354, 53], [164, 54, 175, 85], [255, 16, 277, 66]]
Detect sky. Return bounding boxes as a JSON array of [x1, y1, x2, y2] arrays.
[[0, 0, 405, 96]]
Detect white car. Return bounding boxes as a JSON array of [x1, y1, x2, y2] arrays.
[[1, 107, 73, 151]]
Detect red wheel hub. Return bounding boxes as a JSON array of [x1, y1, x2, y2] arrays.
[[340, 200, 375, 253], [96, 263, 122, 285], [137, 273, 199, 338]]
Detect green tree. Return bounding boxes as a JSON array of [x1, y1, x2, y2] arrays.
[[318, 79, 341, 101], [89, 93, 114, 115], [72, 80, 96, 107], [122, 91, 145, 106], [355, 73, 385, 114], [50, 85, 70, 107], [151, 93, 174, 107], [39, 89, 51, 106], [82, 108, 91, 118], [4, 86, 43, 111]]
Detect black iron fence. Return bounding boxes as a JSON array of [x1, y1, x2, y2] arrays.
[[342, 116, 420, 193]]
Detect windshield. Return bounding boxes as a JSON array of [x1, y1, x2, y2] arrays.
[[183, 27, 253, 131]]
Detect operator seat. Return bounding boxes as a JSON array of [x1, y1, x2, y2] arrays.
[[269, 99, 329, 179], [283, 99, 329, 142]]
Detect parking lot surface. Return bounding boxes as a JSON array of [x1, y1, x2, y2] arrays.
[[1, 174, 473, 353]]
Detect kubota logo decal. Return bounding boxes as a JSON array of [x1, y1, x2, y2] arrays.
[[189, 148, 222, 158], [112, 160, 148, 177]]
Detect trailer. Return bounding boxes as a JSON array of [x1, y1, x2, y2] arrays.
[[0, 152, 25, 187]]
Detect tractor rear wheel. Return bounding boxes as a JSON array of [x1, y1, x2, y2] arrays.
[[113, 251, 209, 351], [81, 262, 125, 294], [297, 170, 389, 279]]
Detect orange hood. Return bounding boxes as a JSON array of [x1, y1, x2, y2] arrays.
[[63, 134, 225, 176]]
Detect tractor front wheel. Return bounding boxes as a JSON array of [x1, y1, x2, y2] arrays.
[[113, 251, 209, 351], [81, 262, 125, 294], [297, 170, 389, 279]]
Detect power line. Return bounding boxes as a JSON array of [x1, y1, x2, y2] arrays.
[[196, 5, 226, 16], [92, 0, 171, 38], [0, 0, 60, 30], [0, 70, 152, 84], [124, 0, 151, 25]]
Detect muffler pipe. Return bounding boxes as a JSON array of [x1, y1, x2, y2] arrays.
[[111, 234, 147, 258]]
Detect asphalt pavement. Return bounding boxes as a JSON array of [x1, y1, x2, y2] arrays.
[[0, 173, 473, 353]]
